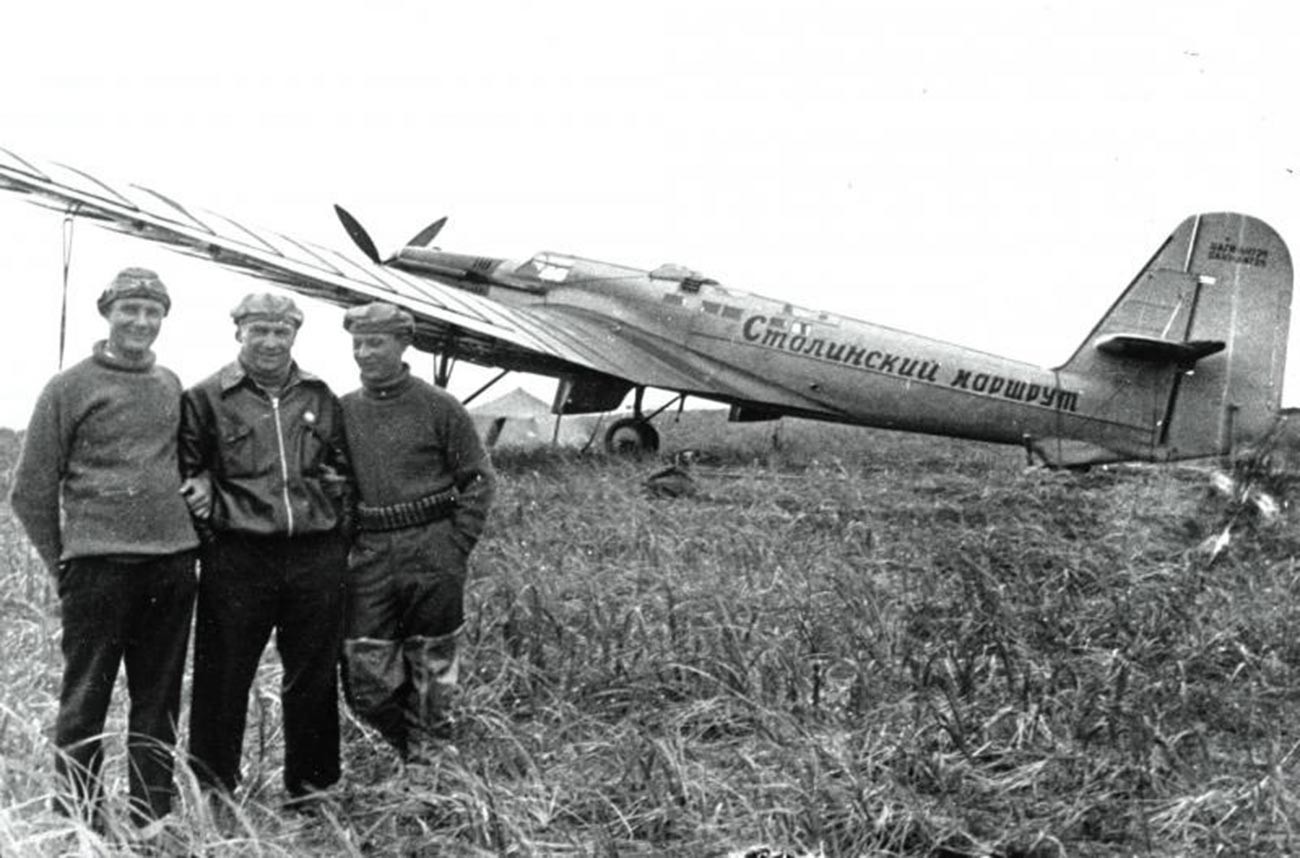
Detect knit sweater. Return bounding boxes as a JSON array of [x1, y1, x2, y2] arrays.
[[9, 341, 199, 571], [340, 367, 495, 551]]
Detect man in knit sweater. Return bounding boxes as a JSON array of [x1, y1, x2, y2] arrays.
[[338, 301, 495, 763], [10, 268, 199, 826], [178, 292, 352, 804]]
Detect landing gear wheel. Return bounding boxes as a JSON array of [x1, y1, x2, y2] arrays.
[[604, 417, 661, 456]]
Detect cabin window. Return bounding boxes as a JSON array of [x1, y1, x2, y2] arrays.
[[773, 303, 839, 331], [769, 316, 810, 335], [701, 301, 744, 320]]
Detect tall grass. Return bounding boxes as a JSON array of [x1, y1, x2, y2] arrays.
[[2, 413, 1299, 855]]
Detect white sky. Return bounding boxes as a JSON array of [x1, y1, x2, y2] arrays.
[[1, 0, 1297, 430]]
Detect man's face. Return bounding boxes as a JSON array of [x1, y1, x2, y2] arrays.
[[237, 319, 298, 376], [106, 298, 166, 359], [352, 332, 408, 383]]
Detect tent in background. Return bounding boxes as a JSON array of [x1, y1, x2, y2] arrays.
[[468, 387, 603, 449]]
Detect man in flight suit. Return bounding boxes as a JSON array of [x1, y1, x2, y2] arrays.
[[338, 301, 495, 763], [179, 292, 352, 803]]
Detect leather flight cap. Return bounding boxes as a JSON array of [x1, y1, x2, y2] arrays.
[[231, 292, 304, 328], [97, 267, 170, 316], [343, 301, 415, 337]]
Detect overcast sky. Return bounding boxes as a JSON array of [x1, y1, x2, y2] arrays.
[[1, 0, 1296, 430]]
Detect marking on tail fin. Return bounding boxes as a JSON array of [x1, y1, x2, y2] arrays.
[[1207, 240, 1270, 267]]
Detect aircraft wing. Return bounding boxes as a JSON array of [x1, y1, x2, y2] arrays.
[[0, 147, 615, 376], [0, 147, 834, 415]]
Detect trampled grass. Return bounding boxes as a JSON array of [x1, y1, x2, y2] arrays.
[[3, 412, 1300, 855]]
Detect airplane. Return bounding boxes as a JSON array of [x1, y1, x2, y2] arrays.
[[0, 145, 1292, 468]]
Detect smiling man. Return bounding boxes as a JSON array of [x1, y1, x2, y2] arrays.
[[10, 268, 200, 828], [337, 301, 495, 765], [178, 292, 353, 808]]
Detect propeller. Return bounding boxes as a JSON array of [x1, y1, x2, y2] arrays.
[[334, 205, 451, 267], [333, 204, 382, 265], [405, 216, 446, 249]]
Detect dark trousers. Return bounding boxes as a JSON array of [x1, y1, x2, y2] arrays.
[[341, 519, 467, 755], [347, 519, 468, 641], [188, 530, 346, 797], [54, 552, 197, 823]]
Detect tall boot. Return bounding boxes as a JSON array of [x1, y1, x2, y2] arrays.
[[401, 628, 461, 762], [341, 637, 409, 756]]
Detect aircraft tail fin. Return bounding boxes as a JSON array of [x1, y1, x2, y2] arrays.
[[1060, 212, 1292, 461]]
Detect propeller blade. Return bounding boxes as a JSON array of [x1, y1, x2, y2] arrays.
[[333, 204, 383, 265], [405, 216, 447, 249]]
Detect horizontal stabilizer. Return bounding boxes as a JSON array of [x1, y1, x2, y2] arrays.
[[1094, 333, 1225, 364]]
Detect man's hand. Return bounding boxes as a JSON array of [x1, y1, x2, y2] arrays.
[[180, 475, 213, 520]]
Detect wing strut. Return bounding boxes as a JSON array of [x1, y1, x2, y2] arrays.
[[434, 353, 455, 388], [462, 369, 509, 406], [59, 205, 80, 369]]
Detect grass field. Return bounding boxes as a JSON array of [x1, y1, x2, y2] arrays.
[[2, 411, 1300, 856]]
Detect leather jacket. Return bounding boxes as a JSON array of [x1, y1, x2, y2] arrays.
[[179, 361, 352, 538]]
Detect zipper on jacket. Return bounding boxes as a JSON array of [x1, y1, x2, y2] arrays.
[[270, 395, 296, 536]]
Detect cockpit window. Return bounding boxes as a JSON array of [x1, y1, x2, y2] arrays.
[[517, 252, 575, 284], [650, 263, 718, 294]]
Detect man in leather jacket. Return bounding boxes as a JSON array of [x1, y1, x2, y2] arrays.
[[179, 292, 352, 805]]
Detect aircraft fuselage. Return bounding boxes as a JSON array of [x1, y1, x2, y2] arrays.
[[401, 249, 1167, 464]]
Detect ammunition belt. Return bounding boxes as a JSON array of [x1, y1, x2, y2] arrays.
[[356, 488, 457, 532]]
